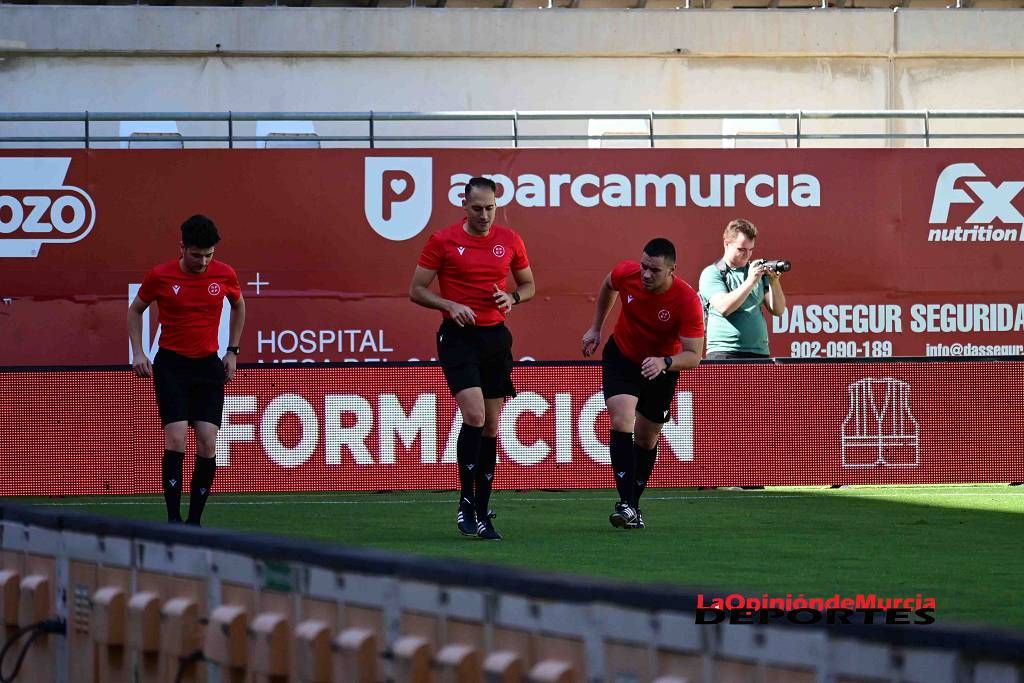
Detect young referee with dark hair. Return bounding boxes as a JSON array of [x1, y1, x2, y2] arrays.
[[409, 177, 535, 541], [128, 214, 246, 526], [581, 238, 704, 529]]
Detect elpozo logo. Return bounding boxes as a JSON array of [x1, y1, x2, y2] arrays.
[[928, 162, 1024, 242], [0, 157, 97, 258], [363, 157, 821, 242]]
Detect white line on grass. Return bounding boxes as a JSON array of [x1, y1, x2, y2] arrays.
[[38, 490, 1024, 507]]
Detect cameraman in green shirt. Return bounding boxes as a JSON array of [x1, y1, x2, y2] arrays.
[[699, 218, 787, 359]]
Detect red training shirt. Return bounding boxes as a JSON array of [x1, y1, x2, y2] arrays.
[[137, 259, 242, 358], [609, 260, 704, 363], [417, 222, 530, 327]]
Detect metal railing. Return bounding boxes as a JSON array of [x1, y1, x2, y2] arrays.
[[3, 109, 1024, 147]]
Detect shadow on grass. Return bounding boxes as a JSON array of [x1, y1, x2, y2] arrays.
[[8, 486, 1023, 632]]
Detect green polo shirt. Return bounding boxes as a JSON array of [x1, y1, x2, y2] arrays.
[[699, 262, 770, 355]]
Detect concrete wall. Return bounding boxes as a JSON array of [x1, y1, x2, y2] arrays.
[[2, 7, 1024, 146]]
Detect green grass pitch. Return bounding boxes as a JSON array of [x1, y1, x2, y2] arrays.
[[9, 484, 1023, 632]]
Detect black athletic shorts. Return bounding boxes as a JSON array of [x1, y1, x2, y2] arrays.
[[436, 319, 516, 399], [152, 348, 226, 428], [601, 336, 679, 424]]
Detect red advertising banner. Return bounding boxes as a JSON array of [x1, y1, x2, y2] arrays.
[[1, 361, 1020, 496], [1, 149, 1023, 366]]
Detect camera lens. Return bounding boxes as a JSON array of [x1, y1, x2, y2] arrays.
[[762, 260, 791, 273]]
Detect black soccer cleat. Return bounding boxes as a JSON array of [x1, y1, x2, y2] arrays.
[[631, 508, 645, 529], [457, 499, 477, 537], [476, 519, 503, 540], [609, 501, 638, 529]]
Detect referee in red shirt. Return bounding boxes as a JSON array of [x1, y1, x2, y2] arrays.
[[128, 215, 246, 526], [581, 238, 703, 530], [409, 177, 536, 540]]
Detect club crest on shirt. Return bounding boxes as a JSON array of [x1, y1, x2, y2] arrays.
[[493, 245, 506, 258], [171, 284, 181, 295], [457, 246, 466, 255], [658, 309, 671, 321], [208, 283, 221, 296]]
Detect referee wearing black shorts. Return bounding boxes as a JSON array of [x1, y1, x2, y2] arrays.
[[409, 177, 535, 540], [581, 238, 704, 530], [128, 215, 246, 525]]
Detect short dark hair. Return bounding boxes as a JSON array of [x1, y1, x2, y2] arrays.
[[643, 237, 676, 264], [181, 214, 221, 249], [464, 177, 497, 198]]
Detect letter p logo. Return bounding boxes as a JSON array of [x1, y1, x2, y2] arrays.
[[381, 170, 415, 220], [365, 157, 433, 241]]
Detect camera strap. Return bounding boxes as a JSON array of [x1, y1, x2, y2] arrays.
[[701, 259, 730, 326], [714, 259, 731, 292]]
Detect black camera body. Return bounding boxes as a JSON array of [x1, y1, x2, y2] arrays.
[[754, 259, 791, 273]]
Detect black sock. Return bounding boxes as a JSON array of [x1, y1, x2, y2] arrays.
[[633, 444, 658, 508], [162, 449, 184, 522], [475, 436, 497, 521], [456, 424, 483, 512], [186, 456, 217, 525], [609, 430, 635, 504]]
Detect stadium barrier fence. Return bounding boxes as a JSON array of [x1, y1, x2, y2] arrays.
[[0, 503, 1022, 683]]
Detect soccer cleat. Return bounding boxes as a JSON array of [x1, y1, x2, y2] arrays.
[[609, 501, 638, 529], [631, 508, 645, 529], [457, 500, 477, 536], [476, 519, 503, 540]]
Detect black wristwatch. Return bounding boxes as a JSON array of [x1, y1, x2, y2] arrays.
[[227, 346, 240, 356], [511, 290, 522, 305], [663, 356, 673, 371]]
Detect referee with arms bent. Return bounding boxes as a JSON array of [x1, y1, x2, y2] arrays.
[[409, 177, 535, 540], [581, 238, 703, 530], [128, 215, 246, 526]]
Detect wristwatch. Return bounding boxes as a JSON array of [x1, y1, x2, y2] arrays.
[[227, 346, 240, 356], [511, 290, 522, 305], [663, 356, 673, 371]]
